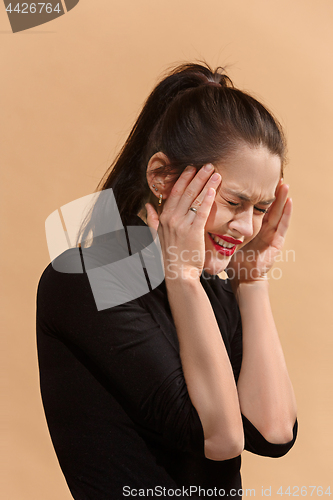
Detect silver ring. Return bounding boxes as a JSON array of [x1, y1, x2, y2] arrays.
[[189, 207, 198, 213]]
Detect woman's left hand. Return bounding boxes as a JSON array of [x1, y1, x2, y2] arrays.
[[227, 180, 292, 284]]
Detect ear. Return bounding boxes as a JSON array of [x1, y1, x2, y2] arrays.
[[146, 152, 177, 203]]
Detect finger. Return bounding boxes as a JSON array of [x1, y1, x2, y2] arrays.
[[266, 183, 289, 229], [167, 163, 214, 214], [275, 177, 284, 196], [176, 165, 221, 215], [162, 165, 198, 213], [262, 179, 284, 224], [177, 163, 215, 214], [191, 187, 216, 230], [145, 203, 159, 232], [275, 197, 292, 239], [190, 170, 222, 209]]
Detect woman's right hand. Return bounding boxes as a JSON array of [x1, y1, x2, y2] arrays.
[[145, 164, 221, 281]]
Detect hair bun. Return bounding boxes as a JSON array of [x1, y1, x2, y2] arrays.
[[204, 66, 234, 88]]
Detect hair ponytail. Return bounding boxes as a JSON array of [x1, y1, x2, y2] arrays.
[[97, 63, 232, 221]]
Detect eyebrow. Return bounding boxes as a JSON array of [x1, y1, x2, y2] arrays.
[[223, 188, 276, 205]]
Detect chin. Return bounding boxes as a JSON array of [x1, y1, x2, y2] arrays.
[[203, 256, 230, 276]]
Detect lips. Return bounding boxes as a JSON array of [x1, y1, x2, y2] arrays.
[[213, 234, 243, 245], [208, 233, 240, 257]]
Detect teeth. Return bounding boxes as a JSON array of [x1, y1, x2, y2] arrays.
[[211, 234, 235, 249]]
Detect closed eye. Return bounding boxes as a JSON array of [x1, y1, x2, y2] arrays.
[[254, 206, 268, 214], [227, 200, 268, 214]]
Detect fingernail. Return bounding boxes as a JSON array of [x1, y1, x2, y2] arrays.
[[185, 166, 196, 173], [204, 163, 214, 172], [211, 173, 220, 181]]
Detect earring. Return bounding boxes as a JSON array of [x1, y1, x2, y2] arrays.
[[152, 184, 158, 192], [158, 194, 163, 205]]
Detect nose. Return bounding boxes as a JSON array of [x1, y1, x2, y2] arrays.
[[228, 207, 254, 239]]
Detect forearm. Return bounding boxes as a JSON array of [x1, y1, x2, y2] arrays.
[[165, 276, 244, 460], [234, 279, 297, 444]]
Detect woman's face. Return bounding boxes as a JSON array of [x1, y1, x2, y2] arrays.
[[203, 144, 281, 275]]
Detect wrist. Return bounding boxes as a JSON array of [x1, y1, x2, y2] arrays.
[[233, 278, 269, 305], [165, 273, 201, 286], [165, 272, 202, 292], [164, 264, 202, 283], [226, 268, 268, 294]]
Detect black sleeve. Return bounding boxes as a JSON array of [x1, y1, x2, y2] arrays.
[[37, 261, 205, 457], [242, 414, 298, 458], [230, 313, 298, 458]]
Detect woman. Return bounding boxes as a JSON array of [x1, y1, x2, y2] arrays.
[[37, 63, 298, 499]]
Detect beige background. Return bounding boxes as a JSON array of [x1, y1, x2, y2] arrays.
[[1, 0, 332, 498]]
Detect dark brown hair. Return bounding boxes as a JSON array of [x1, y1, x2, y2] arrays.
[[78, 62, 286, 244]]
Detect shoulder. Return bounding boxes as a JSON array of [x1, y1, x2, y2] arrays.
[[37, 248, 86, 297], [36, 249, 93, 330]]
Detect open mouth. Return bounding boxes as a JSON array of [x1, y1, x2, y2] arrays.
[[208, 233, 238, 256]]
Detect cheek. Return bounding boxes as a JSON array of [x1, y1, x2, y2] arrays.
[[252, 217, 264, 238], [205, 202, 232, 229]]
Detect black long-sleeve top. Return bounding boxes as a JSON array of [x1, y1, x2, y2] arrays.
[[36, 214, 297, 500]]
